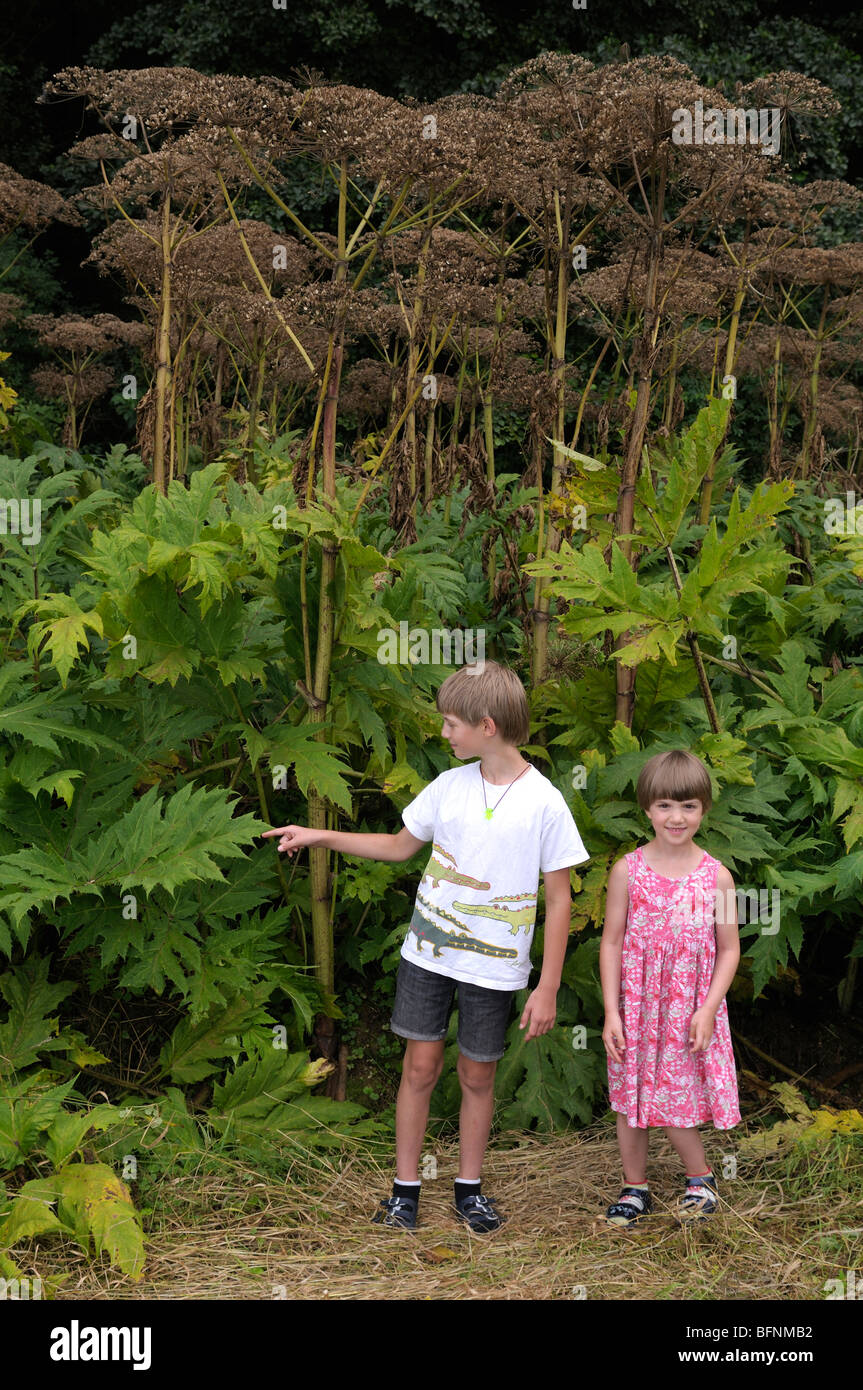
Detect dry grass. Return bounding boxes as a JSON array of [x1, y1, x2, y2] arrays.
[[25, 1111, 863, 1301]]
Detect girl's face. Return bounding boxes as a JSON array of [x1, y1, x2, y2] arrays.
[[645, 797, 703, 846], [440, 711, 493, 759]]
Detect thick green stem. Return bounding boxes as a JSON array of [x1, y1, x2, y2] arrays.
[[245, 350, 266, 484], [306, 159, 348, 1002]]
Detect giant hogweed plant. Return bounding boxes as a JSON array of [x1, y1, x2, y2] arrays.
[[0, 440, 609, 1158], [0, 447, 484, 1279], [0, 457, 452, 954], [527, 399, 863, 1007], [0, 443, 525, 998]]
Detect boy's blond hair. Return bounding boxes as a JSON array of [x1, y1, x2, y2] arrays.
[[636, 749, 713, 813], [436, 661, 530, 746]]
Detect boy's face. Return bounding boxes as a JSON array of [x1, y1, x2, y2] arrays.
[[645, 797, 704, 847], [440, 712, 493, 759]]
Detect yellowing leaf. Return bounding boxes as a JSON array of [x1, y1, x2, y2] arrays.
[[54, 1162, 145, 1279], [300, 1057, 334, 1088], [737, 1117, 809, 1158], [1, 1178, 73, 1243], [799, 1107, 863, 1146], [772, 1081, 814, 1123], [737, 1083, 863, 1158]]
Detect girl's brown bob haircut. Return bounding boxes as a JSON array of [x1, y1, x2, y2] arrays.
[[436, 661, 530, 746], [636, 749, 713, 813]]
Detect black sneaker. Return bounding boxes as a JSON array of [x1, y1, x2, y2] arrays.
[[606, 1186, 652, 1227], [454, 1192, 504, 1233], [678, 1174, 719, 1221], [371, 1194, 418, 1229]]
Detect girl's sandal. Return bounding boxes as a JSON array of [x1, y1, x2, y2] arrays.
[[606, 1186, 652, 1227], [677, 1174, 719, 1220]]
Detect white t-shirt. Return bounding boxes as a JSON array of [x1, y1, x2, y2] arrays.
[[400, 761, 590, 991]]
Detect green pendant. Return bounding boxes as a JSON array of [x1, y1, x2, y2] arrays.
[[484, 807, 494, 820]]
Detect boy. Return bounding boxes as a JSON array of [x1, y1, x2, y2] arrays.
[[262, 661, 590, 1231]]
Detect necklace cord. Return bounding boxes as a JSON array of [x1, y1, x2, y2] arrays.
[[480, 762, 530, 819]]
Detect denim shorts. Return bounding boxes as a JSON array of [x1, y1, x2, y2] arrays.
[[390, 957, 515, 1062]]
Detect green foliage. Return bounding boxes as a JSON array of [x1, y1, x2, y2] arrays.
[[529, 400, 863, 1005], [0, 954, 379, 1284], [208, 1045, 377, 1149], [528, 401, 796, 668], [0, 960, 148, 1279], [3, 1163, 144, 1278], [493, 1013, 605, 1130], [0, 956, 78, 1073]]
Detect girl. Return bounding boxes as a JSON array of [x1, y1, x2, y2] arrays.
[[600, 749, 741, 1224]]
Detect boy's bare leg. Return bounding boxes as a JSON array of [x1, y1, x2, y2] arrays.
[[664, 1125, 708, 1175], [616, 1112, 650, 1184], [395, 1039, 445, 1181], [457, 1054, 497, 1177]]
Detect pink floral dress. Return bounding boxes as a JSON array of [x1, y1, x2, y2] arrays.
[[607, 844, 740, 1130]]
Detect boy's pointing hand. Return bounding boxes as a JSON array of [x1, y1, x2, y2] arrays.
[[260, 824, 319, 856]]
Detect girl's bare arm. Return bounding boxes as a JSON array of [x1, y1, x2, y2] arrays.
[[702, 865, 741, 1014], [600, 858, 629, 1063], [599, 857, 629, 1013]]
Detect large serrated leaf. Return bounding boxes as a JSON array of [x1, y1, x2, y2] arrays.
[[210, 1048, 325, 1121], [157, 990, 274, 1083], [1, 1177, 74, 1243], [493, 1005, 604, 1131], [267, 725, 355, 814], [44, 1105, 123, 1169], [51, 1163, 145, 1278], [0, 956, 78, 1073], [0, 1077, 78, 1166], [20, 596, 104, 688], [84, 784, 262, 896]]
